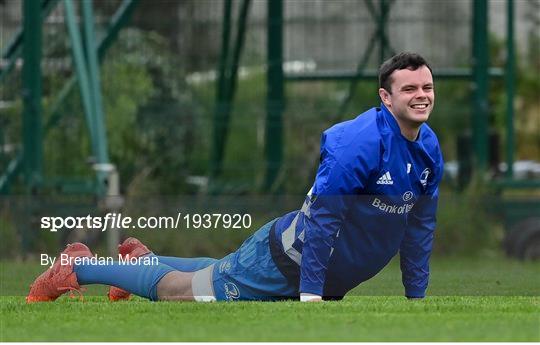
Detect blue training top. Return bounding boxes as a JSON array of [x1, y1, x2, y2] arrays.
[[271, 104, 444, 299]]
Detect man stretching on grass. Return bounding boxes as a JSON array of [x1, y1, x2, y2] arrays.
[[27, 52, 443, 303]]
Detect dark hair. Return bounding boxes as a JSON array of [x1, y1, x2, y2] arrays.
[[378, 52, 432, 93]]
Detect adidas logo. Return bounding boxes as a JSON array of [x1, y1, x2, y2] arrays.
[[376, 172, 394, 185]]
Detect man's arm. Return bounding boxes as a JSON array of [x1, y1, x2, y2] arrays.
[[299, 132, 371, 299], [400, 149, 444, 299], [299, 183, 351, 297], [399, 188, 439, 299]]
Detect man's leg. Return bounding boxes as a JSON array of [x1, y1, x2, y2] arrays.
[[155, 271, 195, 301], [27, 243, 199, 303], [75, 261, 196, 301], [107, 237, 218, 301], [140, 256, 218, 301]]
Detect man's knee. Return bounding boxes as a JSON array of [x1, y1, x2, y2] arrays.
[[156, 271, 195, 301]]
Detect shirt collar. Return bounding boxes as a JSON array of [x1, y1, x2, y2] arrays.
[[380, 103, 402, 136]]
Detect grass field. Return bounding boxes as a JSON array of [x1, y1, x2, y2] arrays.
[[1, 255, 539, 341]]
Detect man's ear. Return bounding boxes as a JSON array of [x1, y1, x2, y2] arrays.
[[378, 88, 391, 108]]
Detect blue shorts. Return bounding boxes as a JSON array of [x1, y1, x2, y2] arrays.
[[192, 219, 298, 301]]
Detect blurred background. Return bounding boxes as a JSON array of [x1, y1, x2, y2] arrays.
[[1, 0, 539, 265]]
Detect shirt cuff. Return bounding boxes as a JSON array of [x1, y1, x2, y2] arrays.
[[404, 286, 426, 299], [299, 282, 324, 296]]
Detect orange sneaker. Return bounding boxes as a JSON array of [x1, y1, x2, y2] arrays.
[[107, 237, 151, 301], [26, 243, 93, 303]]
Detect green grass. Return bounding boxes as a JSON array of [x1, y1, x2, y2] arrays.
[[1, 256, 539, 341], [1, 296, 538, 341]]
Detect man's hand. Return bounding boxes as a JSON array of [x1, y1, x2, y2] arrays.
[[300, 293, 323, 302]]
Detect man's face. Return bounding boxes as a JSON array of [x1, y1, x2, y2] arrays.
[[378, 65, 435, 126]]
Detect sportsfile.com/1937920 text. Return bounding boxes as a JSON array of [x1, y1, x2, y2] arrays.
[[40, 213, 252, 232]]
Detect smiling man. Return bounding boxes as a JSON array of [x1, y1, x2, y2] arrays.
[[27, 52, 444, 303], [378, 55, 435, 141]]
